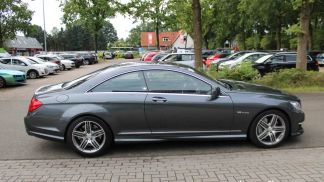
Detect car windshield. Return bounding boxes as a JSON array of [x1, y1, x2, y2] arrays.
[[255, 55, 273, 63]]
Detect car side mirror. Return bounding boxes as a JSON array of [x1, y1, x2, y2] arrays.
[[210, 87, 221, 100]]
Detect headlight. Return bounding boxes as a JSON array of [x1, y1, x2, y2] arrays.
[[290, 101, 302, 111]]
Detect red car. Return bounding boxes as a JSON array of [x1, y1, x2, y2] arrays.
[[204, 53, 230, 67], [143, 52, 159, 62]]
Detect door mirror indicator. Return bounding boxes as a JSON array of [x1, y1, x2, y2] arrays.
[[210, 87, 221, 100]]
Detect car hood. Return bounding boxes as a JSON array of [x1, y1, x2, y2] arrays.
[[0, 69, 25, 75], [220, 79, 299, 100]]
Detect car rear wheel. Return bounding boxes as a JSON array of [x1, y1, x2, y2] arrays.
[[67, 116, 112, 157], [249, 110, 289, 148], [28, 70, 38, 79], [62, 64, 66, 70], [0, 77, 6, 88]]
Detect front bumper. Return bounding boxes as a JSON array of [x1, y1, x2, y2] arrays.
[[290, 110, 305, 136]]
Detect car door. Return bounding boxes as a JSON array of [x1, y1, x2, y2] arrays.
[[285, 54, 297, 69], [0, 58, 12, 70], [176, 54, 194, 67], [267, 55, 285, 72], [11, 59, 28, 73], [89, 71, 150, 136], [143, 70, 233, 136]]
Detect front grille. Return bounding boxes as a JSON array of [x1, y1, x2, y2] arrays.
[[13, 75, 26, 81]]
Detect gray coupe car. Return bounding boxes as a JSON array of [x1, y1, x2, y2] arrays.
[[25, 63, 304, 157]]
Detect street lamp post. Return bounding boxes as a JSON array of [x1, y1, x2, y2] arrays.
[[42, 0, 47, 53]]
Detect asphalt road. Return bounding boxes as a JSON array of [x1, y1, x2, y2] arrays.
[[0, 61, 323, 160]]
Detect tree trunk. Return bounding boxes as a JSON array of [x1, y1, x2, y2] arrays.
[[296, 0, 311, 70], [155, 20, 160, 50], [94, 32, 98, 53], [275, 19, 281, 50], [192, 0, 203, 69]]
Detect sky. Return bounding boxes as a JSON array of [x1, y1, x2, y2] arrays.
[[22, 0, 138, 39]]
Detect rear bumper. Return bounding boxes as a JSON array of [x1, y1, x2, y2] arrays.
[[24, 115, 65, 142]]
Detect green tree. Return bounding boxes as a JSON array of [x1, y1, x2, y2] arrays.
[[97, 21, 118, 50], [124, 0, 177, 50], [0, 0, 33, 47], [25, 25, 45, 46], [62, 0, 117, 53]]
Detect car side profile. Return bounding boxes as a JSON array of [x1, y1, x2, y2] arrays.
[[0, 57, 49, 79], [158, 53, 195, 67], [25, 63, 304, 157], [0, 67, 26, 88], [253, 52, 319, 76]]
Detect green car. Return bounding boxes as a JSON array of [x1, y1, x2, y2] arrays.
[[0, 69, 26, 88]]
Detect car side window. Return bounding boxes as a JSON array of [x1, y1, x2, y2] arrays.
[[144, 70, 212, 95], [91, 71, 147, 92], [286, 55, 296, 62], [181, 55, 192, 61], [12, 59, 27, 66], [0, 59, 11, 64], [270, 55, 285, 63]]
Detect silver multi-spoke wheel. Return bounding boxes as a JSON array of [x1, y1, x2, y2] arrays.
[[256, 114, 286, 146], [71, 120, 106, 154]]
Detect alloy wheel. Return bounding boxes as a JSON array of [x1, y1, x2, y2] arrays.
[[71, 120, 106, 154], [256, 114, 286, 146], [29, 71, 37, 79]]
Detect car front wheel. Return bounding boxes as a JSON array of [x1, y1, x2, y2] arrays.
[[28, 70, 38, 79], [249, 110, 289, 148], [67, 116, 112, 157], [0, 77, 6, 88]]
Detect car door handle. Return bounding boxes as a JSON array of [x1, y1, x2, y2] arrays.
[[152, 97, 167, 103]]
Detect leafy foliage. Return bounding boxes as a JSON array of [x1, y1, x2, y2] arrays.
[[0, 0, 33, 47], [207, 62, 259, 82], [254, 69, 324, 88]]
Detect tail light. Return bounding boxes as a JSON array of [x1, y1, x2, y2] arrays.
[[28, 97, 43, 113]]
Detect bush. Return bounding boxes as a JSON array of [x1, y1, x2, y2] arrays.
[[207, 62, 259, 82], [254, 69, 324, 88]]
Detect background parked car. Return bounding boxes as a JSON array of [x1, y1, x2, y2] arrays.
[[35, 55, 62, 67], [158, 53, 195, 67], [36, 55, 75, 70], [124, 51, 134, 59], [60, 54, 84, 68], [151, 52, 169, 63], [0, 57, 49, 79], [0, 67, 26, 88], [219, 52, 269, 70], [103, 52, 113, 59], [210, 51, 252, 70], [204, 53, 231, 67], [316, 53, 324, 67], [143, 51, 160, 62], [253, 52, 319, 76], [77, 52, 97, 65], [27, 57, 60, 74]]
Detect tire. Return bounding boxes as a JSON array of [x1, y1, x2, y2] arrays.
[[28, 70, 38, 79], [67, 116, 112, 157], [249, 110, 289, 148], [0, 77, 6, 88], [62, 64, 66, 70]]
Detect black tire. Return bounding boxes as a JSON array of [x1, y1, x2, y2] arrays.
[[67, 116, 112, 157], [28, 70, 38, 79], [249, 110, 290, 148], [0, 77, 6, 88], [62, 64, 66, 70]]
